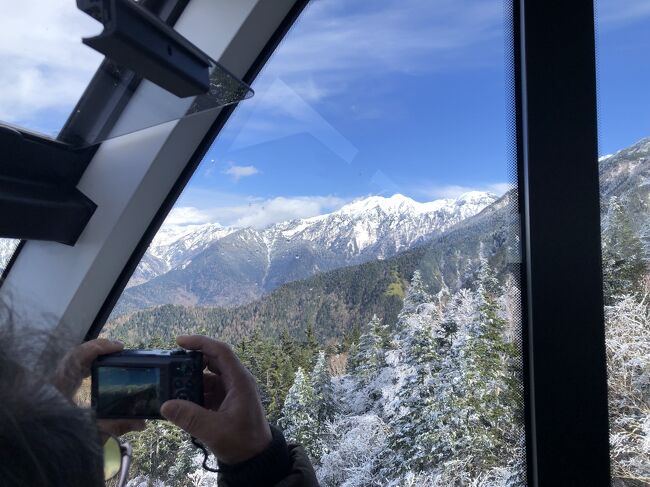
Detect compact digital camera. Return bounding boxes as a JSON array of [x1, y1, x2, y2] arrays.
[[91, 350, 204, 419]]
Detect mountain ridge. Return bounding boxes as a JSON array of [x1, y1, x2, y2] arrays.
[[114, 191, 498, 315]]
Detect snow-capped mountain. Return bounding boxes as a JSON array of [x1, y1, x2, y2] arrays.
[[129, 224, 236, 287], [271, 191, 495, 256], [116, 192, 497, 314]]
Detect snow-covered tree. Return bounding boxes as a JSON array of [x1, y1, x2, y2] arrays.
[[454, 261, 522, 475], [387, 275, 446, 472], [605, 295, 650, 484], [127, 421, 195, 486], [400, 269, 433, 316], [423, 288, 480, 464], [279, 367, 321, 459], [318, 414, 389, 487], [311, 351, 336, 424], [638, 219, 650, 262], [602, 197, 647, 302], [351, 316, 386, 383]]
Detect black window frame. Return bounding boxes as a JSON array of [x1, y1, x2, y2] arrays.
[[517, 0, 611, 485]]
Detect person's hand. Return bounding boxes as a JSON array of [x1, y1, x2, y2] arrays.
[[160, 335, 272, 464], [53, 338, 145, 436]]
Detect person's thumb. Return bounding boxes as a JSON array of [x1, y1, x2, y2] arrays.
[[160, 400, 212, 438]]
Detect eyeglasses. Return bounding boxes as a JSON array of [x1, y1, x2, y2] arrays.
[[101, 432, 132, 487]]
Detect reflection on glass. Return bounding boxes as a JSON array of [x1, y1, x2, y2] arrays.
[[60, 58, 253, 148]]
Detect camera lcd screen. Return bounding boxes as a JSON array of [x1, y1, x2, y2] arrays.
[[96, 366, 161, 417]]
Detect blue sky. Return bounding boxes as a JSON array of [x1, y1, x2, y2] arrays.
[[3, 0, 650, 228], [173, 0, 512, 227]]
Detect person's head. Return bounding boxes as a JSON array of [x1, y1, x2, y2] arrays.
[[0, 328, 104, 487]]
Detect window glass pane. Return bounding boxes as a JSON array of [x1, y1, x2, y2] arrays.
[[0, 2, 252, 148], [0, 0, 103, 137], [105, 1, 527, 484], [595, 2, 650, 484]]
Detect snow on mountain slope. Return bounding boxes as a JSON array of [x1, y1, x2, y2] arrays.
[[271, 192, 496, 255], [129, 192, 497, 288], [127, 224, 236, 287], [120, 192, 498, 307], [149, 223, 236, 268]]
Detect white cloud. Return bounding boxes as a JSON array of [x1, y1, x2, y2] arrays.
[[164, 195, 348, 229], [164, 207, 213, 226], [223, 165, 260, 181], [0, 0, 103, 130], [597, 0, 650, 27], [266, 0, 504, 86], [417, 182, 512, 199]]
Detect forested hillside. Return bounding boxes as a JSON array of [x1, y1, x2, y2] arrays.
[[107, 138, 650, 487], [117, 262, 527, 487], [115, 183, 649, 486]]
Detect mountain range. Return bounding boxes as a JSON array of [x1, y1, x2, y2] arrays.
[[113, 191, 498, 316], [105, 136, 650, 344], [105, 189, 515, 344]]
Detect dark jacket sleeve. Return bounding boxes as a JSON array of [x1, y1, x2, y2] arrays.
[[217, 426, 319, 487], [274, 445, 320, 487]]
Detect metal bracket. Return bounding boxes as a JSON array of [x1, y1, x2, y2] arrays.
[[77, 0, 211, 98], [0, 125, 98, 245]]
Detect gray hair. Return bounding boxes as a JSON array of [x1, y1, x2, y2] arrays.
[[0, 320, 104, 487]]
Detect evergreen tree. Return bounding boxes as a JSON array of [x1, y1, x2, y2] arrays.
[[454, 261, 522, 474], [279, 367, 321, 459], [305, 322, 319, 353], [351, 316, 385, 383], [602, 197, 646, 301], [310, 351, 336, 424], [300, 322, 320, 370], [402, 270, 432, 313], [373, 314, 393, 349], [346, 340, 360, 373], [388, 288, 444, 472], [127, 420, 194, 486], [638, 219, 650, 261]]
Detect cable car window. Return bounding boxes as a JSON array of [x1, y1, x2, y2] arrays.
[[0, 0, 251, 149], [595, 1, 650, 484], [0, 0, 104, 138], [103, 0, 527, 484]]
